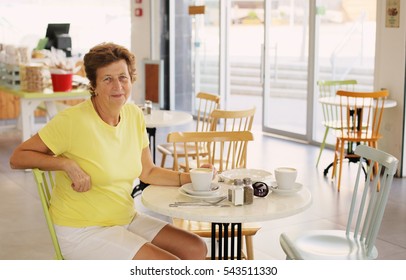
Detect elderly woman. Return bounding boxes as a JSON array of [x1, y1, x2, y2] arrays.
[[9, 42, 207, 260]]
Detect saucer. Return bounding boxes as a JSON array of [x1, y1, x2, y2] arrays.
[[180, 183, 220, 197], [270, 182, 303, 195], [220, 168, 272, 183], [178, 188, 224, 200]]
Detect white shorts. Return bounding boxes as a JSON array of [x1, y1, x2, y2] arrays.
[[54, 213, 168, 260]]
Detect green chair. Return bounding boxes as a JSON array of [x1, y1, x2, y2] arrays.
[[32, 168, 64, 260], [316, 79, 357, 167]]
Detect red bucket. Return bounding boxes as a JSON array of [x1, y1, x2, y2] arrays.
[[51, 73, 73, 92]]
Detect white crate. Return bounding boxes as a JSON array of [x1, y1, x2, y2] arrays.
[[4, 64, 20, 88]]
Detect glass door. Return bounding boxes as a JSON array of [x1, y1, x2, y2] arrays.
[[170, 0, 376, 146], [263, 0, 310, 139], [226, 0, 264, 126], [191, 0, 221, 101], [313, 0, 376, 147]]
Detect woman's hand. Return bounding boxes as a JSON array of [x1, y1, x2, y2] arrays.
[[199, 163, 217, 179], [64, 159, 92, 192]]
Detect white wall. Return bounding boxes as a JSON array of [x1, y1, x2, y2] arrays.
[[130, 0, 152, 104], [374, 1, 405, 176]]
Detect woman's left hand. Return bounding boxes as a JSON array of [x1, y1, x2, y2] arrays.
[[199, 163, 217, 179]]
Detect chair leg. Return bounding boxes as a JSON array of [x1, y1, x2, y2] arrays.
[[160, 154, 167, 168], [245, 235, 254, 260], [370, 141, 381, 191], [337, 140, 346, 192], [316, 127, 329, 167], [331, 139, 339, 180]]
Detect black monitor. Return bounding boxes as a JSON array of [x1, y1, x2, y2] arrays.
[[45, 23, 72, 56]]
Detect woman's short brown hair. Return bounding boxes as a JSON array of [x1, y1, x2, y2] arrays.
[[83, 42, 137, 95]]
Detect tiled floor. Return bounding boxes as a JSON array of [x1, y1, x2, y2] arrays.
[[1, 122, 406, 260]]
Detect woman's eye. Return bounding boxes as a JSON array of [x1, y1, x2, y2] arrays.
[[119, 76, 129, 82], [103, 77, 112, 83]]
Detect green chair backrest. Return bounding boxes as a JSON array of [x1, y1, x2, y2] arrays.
[[317, 79, 357, 98], [317, 79, 357, 126], [32, 168, 64, 260]]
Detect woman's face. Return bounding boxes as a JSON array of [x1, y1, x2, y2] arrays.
[[94, 59, 132, 109]]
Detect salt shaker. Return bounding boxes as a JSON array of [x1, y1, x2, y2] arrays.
[[232, 179, 244, 206], [145, 100, 152, 115], [243, 177, 254, 204]]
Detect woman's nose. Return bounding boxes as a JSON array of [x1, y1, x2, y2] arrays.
[[112, 78, 122, 89]]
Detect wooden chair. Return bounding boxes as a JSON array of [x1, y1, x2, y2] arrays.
[[208, 107, 256, 167], [316, 79, 357, 167], [280, 145, 398, 259], [169, 130, 252, 173], [167, 130, 260, 259], [164, 107, 256, 170], [331, 89, 388, 191], [210, 107, 255, 132], [32, 168, 64, 260], [157, 92, 220, 168]]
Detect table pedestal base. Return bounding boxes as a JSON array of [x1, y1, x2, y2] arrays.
[[146, 127, 156, 163], [323, 154, 367, 178], [211, 223, 242, 260]]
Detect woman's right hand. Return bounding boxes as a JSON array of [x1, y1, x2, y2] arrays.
[[64, 159, 91, 192]]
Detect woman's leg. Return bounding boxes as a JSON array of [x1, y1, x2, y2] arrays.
[[128, 213, 207, 260], [133, 242, 180, 260], [150, 224, 207, 260]]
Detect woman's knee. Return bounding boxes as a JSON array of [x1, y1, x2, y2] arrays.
[[133, 242, 179, 260], [185, 233, 207, 260], [153, 225, 207, 259]]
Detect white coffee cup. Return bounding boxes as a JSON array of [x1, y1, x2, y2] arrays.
[[190, 168, 214, 191], [274, 167, 297, 189]]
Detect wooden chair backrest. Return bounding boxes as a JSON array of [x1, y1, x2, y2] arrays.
[[167, 131, 254, 172], [336, 89, 388, 141], [195, 92, 220, 132], [209, 107, 255, 132]]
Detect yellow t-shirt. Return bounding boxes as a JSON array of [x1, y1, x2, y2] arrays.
[[38, 99, 149, 227]]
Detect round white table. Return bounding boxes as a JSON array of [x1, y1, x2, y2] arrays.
[[318, 96, 397, 108], [141, 182, 312, 259], [144, 109, 193, 163], [144, 110, 193, 128]]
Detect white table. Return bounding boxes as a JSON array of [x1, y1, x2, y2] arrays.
[[0, 85, 90, 142], [144, 109, 193, 163], [318, 96, 397, 108], [141, 182, 312, 259], [144, 110, 193, 128]]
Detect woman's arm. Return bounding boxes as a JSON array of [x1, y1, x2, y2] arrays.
[[10, 134, 65, 170], [138, 147, 216, 186], [138, 146, 192, 186], [9, 134, 91, 192]]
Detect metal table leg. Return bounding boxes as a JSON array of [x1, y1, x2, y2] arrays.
[[146, 127, 156, 163], [130, 127, 156, 198], [211, 222, 242, 260]]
